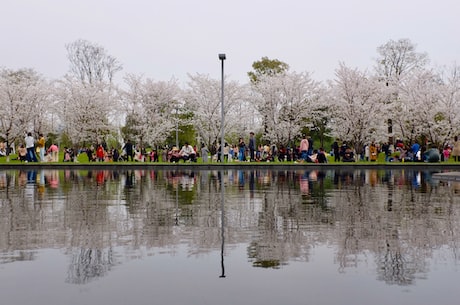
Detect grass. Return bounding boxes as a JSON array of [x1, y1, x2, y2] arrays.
[[0, 151, 456, 165]]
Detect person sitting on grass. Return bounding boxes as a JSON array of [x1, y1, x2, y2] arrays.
[[317, 148, 328, 163], [342, 147, 355, 162], [168, 147, 181, 163], [180, 142, 196, 162], [17, 145, 27, 162]]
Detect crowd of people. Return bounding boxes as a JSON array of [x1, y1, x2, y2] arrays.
[[7, 133, 60, 163], [192, 133, 328, 164], [344, 137, 457, 163], [5, 130, 460, 164]]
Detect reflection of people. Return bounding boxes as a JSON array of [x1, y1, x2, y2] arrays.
[[299, 172, 309, 194]]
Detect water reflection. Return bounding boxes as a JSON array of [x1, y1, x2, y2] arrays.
[[0, 168, 459, 288]]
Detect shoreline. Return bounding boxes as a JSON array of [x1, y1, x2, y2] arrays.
[[1, 162, 460, 171]]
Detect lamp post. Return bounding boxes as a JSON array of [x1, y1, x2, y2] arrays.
[[175, 108, 179, 149], [218, 54, 226, 278], [219, 53, 226, 163]]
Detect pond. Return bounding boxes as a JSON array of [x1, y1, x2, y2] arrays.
[[0, 168, 459, 305]]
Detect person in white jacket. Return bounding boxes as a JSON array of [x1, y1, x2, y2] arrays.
[[180, 142, 196, 162]]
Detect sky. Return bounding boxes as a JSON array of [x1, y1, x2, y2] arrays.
[[1, 0, 459, 86]]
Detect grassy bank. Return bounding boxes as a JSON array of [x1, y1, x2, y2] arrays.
[[1, 151, 458, 166]]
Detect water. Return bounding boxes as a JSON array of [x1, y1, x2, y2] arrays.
[[0, 168, 459, 305]]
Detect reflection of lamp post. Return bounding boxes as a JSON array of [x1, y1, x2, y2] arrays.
[[219, 53, 226, 163], [219, 169, 226, 278], [175, 185, 179, 225]]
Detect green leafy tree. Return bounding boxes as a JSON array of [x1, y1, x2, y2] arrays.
[[248, 57, 289, 84]]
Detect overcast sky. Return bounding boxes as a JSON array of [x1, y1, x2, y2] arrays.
[[1, 0, 459, 85]]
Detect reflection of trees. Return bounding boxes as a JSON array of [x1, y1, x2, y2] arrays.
[[67, 248, 114, 284], [0, 250, 36, 264], [332, 170, 450, 285], [1, 169, 460, 286], [247, 170, 333, 268]]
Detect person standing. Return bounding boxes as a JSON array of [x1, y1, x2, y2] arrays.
[[201, 143, 209, 163], [24, 132, 38, 162], [452, 136, 460, 161], [307, 136, 313, 156], [238, 137, 246, 162], [37, 133, 46, 162], [228, 144, 234, 162], [249, 132, 256, 162], [369, 142, 378, 161], [299, 134, 309, 162], [96, 144, 105, 162], [223, 143, 229, 162], [123, 139, 134, 161], [332, 140, 340, 162], [364, 144, 370, 161], [381, 142, 391, 162]]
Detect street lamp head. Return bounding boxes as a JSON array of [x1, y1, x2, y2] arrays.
[[219, 53, 226, 60]]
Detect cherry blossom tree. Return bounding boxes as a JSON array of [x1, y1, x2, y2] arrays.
[[397, 65, 460, 148], [0, 68, 50, 154], [251, 71, 319, 146], [328, 63, 385, 154], [183, 73, 251, 148], [397, 69, 440, 145], [120, 74, 180, 147], [436, 64, 460, 143], [375, 38, 429, 143], [56, 40, 122, 146], [55, 76, 116, 145]]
